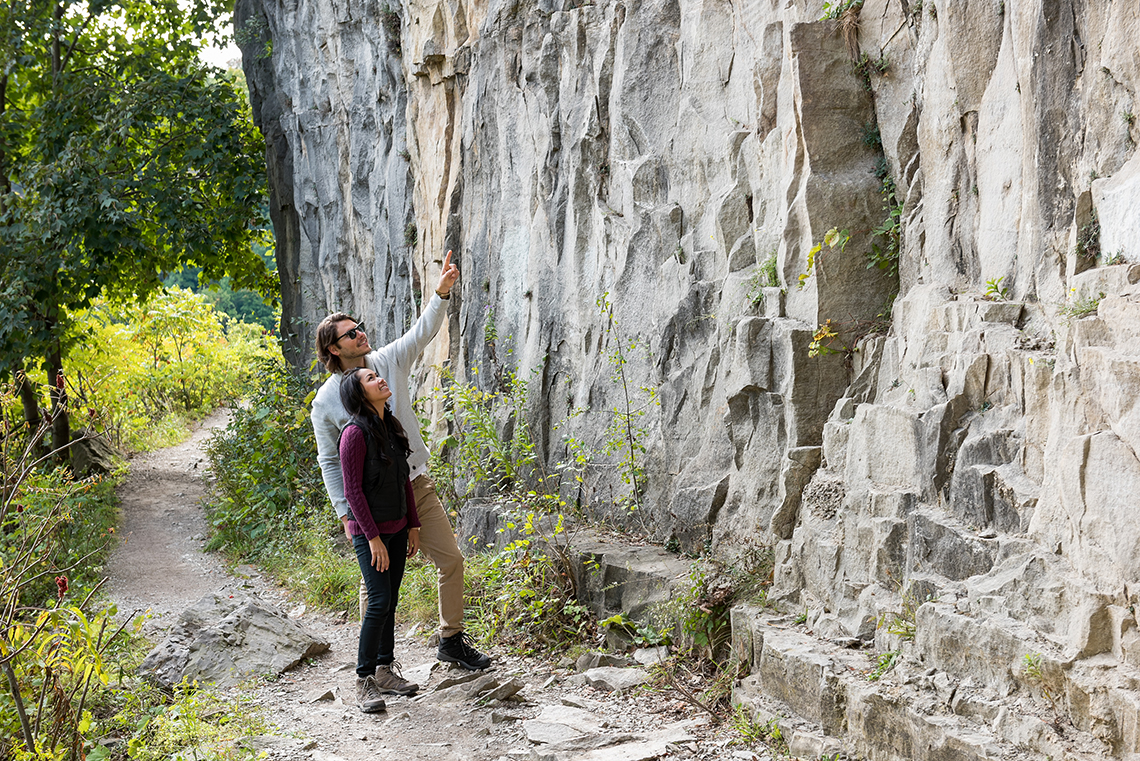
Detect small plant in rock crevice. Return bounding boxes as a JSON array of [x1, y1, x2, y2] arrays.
[[379, 4, 402, 54], [853, 52, 891, 91], [662, 565, 736, 664], [1058, 289, 1105, 320], [821, 0, 864, 58], [799, 227, 851, 290], [1074, 210, 1100, 266], [809, 319, 849, 359], [867, 649, 900, 680], [868, 173, 902, 280], [747, 250, 781, 305], [1022, 652, 1065, 729], [985, 276, 1010, 301], [878, 580, 927, 642]]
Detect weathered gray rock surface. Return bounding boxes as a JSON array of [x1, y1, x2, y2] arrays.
[[241, 0, 1140, 756], [139, 594, 330, 688]]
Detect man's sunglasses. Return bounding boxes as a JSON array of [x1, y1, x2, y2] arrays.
[[336, 323, 365, 342]]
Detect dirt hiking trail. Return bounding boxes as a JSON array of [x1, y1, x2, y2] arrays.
[[105, 414, 759, 761]]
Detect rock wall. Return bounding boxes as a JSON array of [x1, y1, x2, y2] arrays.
[[243, 0, 1140, 755]]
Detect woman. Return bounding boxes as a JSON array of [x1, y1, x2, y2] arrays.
[[339, 367, 422, 713]]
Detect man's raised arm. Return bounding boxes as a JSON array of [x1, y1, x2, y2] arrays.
[[384, 250, 460, 371]]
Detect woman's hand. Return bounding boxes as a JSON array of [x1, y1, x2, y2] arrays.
[[368, 536, 390, 572], [407, 527, 420, 558]]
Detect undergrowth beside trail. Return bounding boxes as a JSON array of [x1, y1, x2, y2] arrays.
[[202, 359, 360, 613], [199, 344, 778, 747]]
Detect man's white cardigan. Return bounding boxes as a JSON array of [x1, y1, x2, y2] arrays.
[[310, 294, 449, 520]]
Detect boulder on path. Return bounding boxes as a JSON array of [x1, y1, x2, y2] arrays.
[[523, 704, 626, 750], [584, 666, 651, 694], [139, 593, 330, 689]]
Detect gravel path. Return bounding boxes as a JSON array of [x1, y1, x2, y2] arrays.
[[104, 413, 766, 761]]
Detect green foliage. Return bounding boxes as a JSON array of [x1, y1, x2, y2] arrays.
[[730, 707, 789, 755], [126, 680, 268, 761], [204, 361, 366, 613], [0, 0, 274, 452], [204, 359, 323, 556], [1023, 652, 1044, 681], [65, 290, 277, 451], [1059, 289, 1105, 320], [877, 584, 926, 643], [1021, 652, 1060, 717], [820, 0, 864, 19], [597, 292, 658, 513], [432, 365, 546, 506], [379, 5, 403, 54], [234, 14, 272, 59], [808, 319, 847, 358], [599, 613, 672, 648], [730, 704, 767, 744], [853, 52, 891, 91], [747, 251, 780, 305], [0, 393, 134, 760], [164, 253, 279, 334], [462, 513, 594, 653], [867, 649, 900, 680], [667, 565, 734, 663], [868, 174, 901, 280], [398, 556, 443, 628], [984, 276, 1010, 300]]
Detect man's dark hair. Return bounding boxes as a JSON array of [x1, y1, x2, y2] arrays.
[[315, 312, 354, 373]]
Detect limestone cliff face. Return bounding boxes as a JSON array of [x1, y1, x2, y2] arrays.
[[245, 0, 1140, 754]]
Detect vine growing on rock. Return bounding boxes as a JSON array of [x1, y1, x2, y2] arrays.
[[801, 13, 902, 360]]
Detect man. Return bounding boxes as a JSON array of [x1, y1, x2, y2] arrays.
[[310, 251, 492, 694]]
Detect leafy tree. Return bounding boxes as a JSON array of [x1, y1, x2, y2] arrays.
[[0, 0, 274, 459]]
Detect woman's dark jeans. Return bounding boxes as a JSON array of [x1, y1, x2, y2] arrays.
[[352, 528, 408, 678]]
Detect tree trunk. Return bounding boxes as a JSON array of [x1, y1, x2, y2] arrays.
[[17, 372, 41, 432], [47, 343, 70, 461]]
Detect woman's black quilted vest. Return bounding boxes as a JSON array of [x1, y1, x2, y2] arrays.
[[345, 421, 408, 525]]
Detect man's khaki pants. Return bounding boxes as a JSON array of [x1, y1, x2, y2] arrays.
[[358, 475, 465, 638]]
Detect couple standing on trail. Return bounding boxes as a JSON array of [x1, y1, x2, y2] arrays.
[[309, 250, 492, 714]]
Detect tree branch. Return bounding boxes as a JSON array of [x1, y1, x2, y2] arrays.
[[2, 659, 35, 752]]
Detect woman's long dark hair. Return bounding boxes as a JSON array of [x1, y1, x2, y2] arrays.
[[339, 369, 412, 462]]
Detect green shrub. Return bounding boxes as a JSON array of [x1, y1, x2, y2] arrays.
[[461, 514, 593, 654], [0, 392, 133, 760], [65, 289, 277, 452], [204, 358, 324, 556], [203, 361, 365, 613], [125, 680, 268, 761]]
